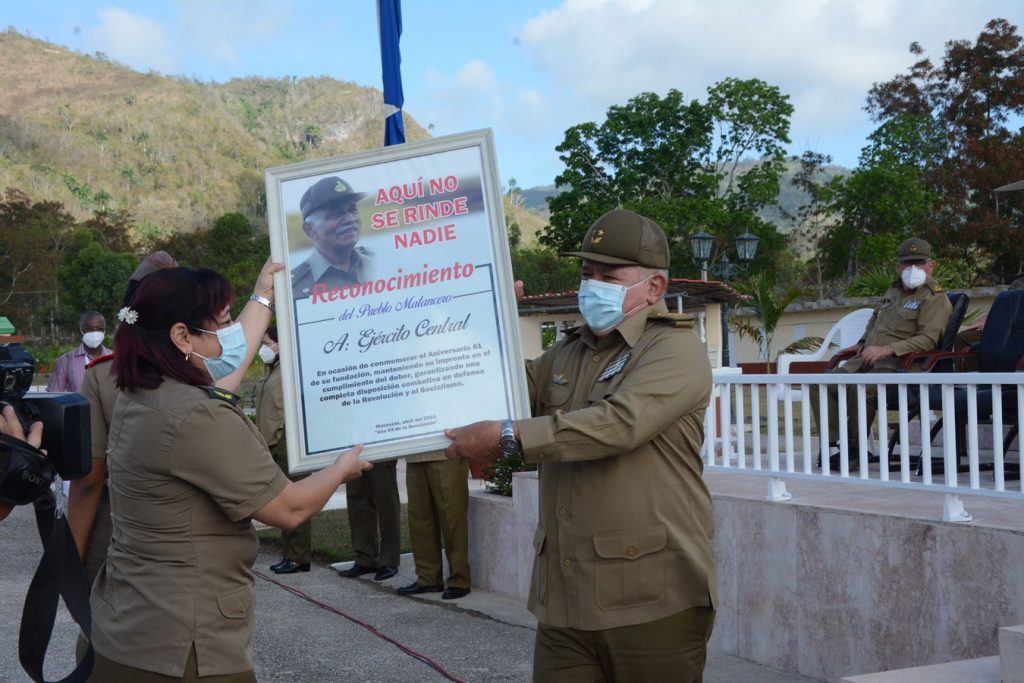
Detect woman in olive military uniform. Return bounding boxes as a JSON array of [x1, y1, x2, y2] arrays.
[[88, 268, 370, 682]]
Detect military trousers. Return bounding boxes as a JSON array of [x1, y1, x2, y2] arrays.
[[533, 606, 716, 683], [271, 447, 311, 563], [405, 459, 470, 591], [812, 366, 882, 454], [84, 497, 113, 587], [345, 459, 401, 568]]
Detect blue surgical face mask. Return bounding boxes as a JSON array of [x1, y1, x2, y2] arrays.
[[193, 321, 248, 381], [577, 275, 651, 333]]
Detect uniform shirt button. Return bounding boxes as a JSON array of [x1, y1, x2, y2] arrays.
[[626, 546, 637, 556], [563, 559, 572, 568], [592, 355, 601, 362], [558, 507, 568, 517]]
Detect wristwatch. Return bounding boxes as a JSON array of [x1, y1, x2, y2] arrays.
[[499, 419, 522, 459]]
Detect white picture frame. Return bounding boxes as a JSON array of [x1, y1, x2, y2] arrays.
[[265, 129, 529, 472]]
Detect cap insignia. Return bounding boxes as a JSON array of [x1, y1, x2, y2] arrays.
[[335, 180, 348, 193], [592, 228, 605, 245]]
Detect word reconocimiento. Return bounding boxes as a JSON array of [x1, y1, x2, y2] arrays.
[[310, 260, 474, 305]]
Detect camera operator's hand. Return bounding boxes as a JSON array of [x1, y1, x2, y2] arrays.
[[0, 405, 43, 521], [0, 404, 43, 448]]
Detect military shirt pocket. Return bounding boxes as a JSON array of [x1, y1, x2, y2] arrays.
[[592, 525, 667, 610], [217, 586, 254, 620], [587, 372, 626, 403], [531, 526, 548, 606], [540, 383, 573, 415], [895, 306, 920, 334]]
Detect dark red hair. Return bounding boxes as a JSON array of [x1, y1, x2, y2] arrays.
[[113, 267, 234, 391]]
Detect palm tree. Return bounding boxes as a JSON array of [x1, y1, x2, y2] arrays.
[[731, 273, 805, 367]]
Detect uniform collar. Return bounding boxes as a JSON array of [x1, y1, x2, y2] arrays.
[[579, 299, 668, 348], [308, 246, 366, 282], [75, 344, 110, 358]]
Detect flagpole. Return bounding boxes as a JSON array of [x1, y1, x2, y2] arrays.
[[378, 0, 405, 147]]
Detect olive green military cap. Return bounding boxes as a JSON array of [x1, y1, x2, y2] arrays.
[[300, 176, 366, 220], [561, 208, 670, 269], [130, 251, 177, 282], [897, 237, 932, 262]]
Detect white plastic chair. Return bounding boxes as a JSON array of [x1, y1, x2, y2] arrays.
[[775, 308, 874, 400]]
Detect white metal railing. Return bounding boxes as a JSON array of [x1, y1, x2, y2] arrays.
[[705, 371, 1024, 521]]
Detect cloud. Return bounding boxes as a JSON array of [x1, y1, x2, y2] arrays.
[[88, 2, 294, 77], [92, 8, 177, 74], [175, 0, 293, 67], [452, 59, 500, 93], [517, 0, 1012, 142], [418, 59, 502, 131], [507, 89, 553, 137]]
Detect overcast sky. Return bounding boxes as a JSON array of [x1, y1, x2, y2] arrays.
[[5, 1, 1021, 188]]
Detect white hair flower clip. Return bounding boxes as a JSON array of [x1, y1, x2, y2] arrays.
[[117, 306, 139, 325]]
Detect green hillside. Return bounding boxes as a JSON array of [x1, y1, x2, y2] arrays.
[[0, 29, 430, 237]]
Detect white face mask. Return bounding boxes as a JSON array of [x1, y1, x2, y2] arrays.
[[901, 265, 927, 290], [258, 344, 277, 364], [82, 331, 105, 349]]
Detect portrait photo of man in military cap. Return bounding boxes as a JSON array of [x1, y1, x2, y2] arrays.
[[290, 175, 375, 299]]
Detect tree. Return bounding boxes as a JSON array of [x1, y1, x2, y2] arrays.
[[506, 177, 525, 229], [0, 189, 76, 336], [864, 18, 1024, 281], [156, 213, 270, 313], [510, 247, 579, 296], [541, 81, 793, 278], [820, 113, 943, 279], [58, 231, 136, 326], [784, 151, 834, 298], [731, 272, 804, 363], [80, 208, 137, 253]]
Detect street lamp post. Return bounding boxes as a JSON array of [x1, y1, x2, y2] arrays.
[[688, 231, 759, 367]]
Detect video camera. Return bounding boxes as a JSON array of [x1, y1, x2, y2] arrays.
[[0, 341, 90, 506]]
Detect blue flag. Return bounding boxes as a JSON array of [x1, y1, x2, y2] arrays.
[[378, 0, 405, 146]]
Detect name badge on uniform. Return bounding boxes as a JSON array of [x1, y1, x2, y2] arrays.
[[904, 300, 921, 310], [598, 352, 631, 382]]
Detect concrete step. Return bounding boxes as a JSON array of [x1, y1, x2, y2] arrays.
[[841, 657, 1000, 683], [841, 625, 1024, 683]]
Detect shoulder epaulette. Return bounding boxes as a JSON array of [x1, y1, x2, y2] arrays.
[[649, 312, 697, 329], [202, 385, 241, 406], [86, 353, 114, 369], [925, 279, 945, 294]]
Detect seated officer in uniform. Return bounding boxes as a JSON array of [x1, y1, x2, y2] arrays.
[[291, 176, 374, 299], [814, 237, 952, 463]]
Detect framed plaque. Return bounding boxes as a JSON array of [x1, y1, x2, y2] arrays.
[[265, 129, 529, 472]]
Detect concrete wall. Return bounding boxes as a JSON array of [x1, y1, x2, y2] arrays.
[[468, 471, 1024, 683], [467, 472, 538, 601]]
